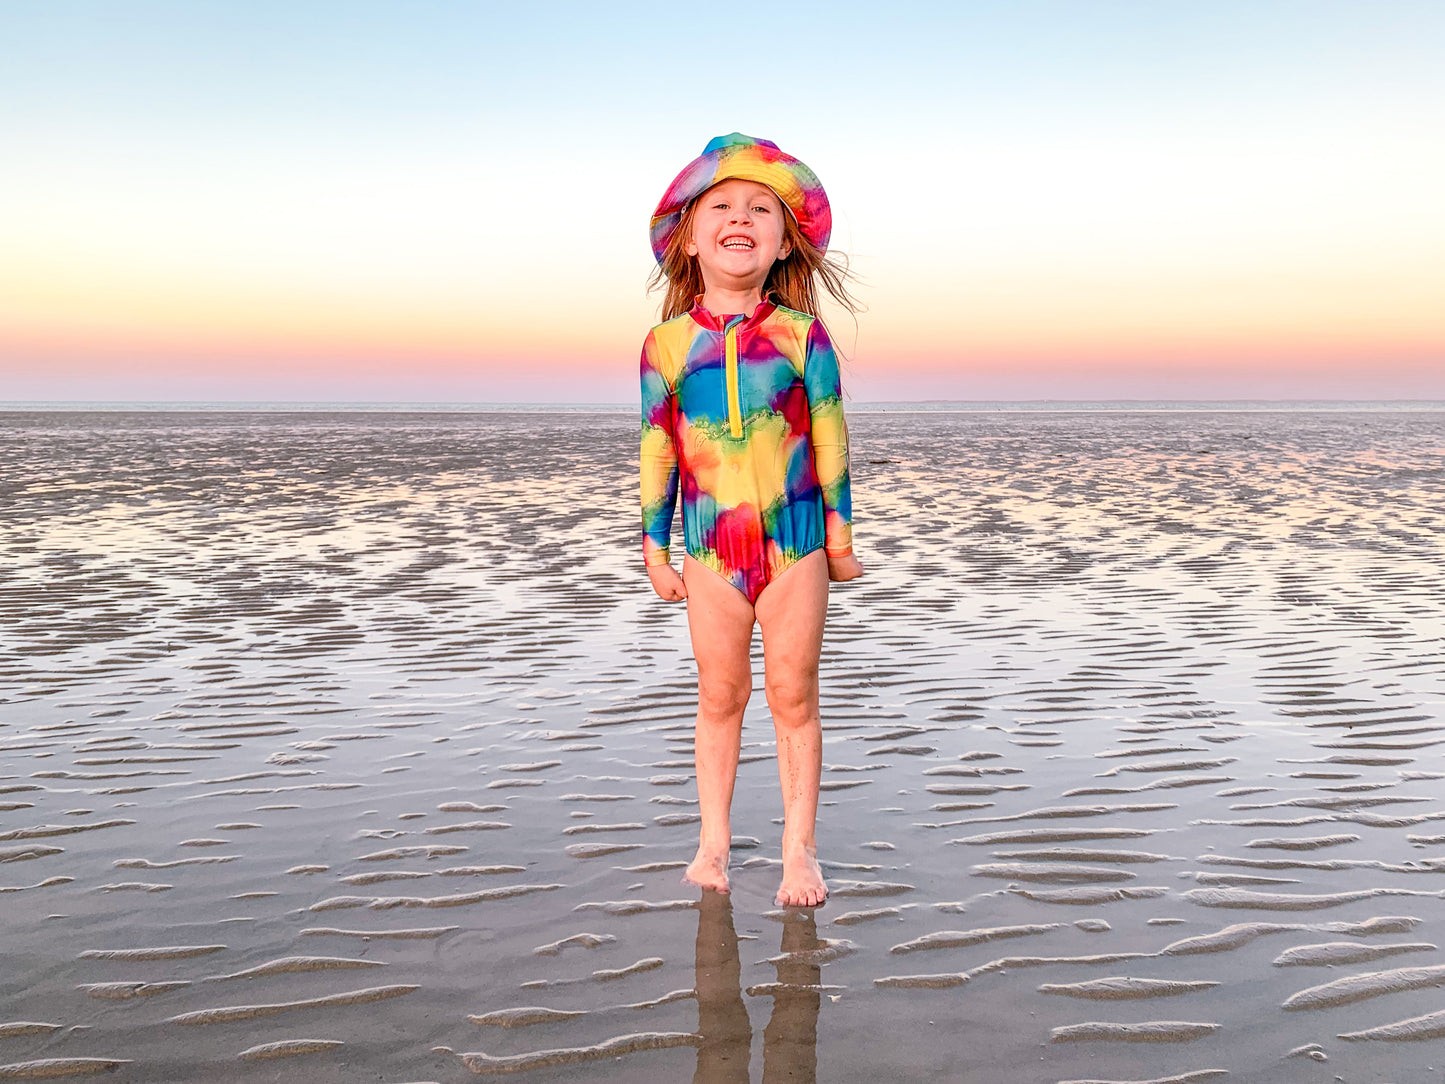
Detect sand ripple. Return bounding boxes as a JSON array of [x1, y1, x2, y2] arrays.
[[1282, 962, 1445, 1010], [440, 1031, 702, 1074], [1272, 940, 1435, 966], [1057, 1072, 1228, 1084], [1183, 887, 1435, 910], [533, 933, 615, 956], [78, 945, 225, 961], [890, 923, 1060, 954], [469, 1006, 587, 1028], [310, 884, 562, 910], [1039, 977, 1219, 1000], [205, 956, 384, 980], [0, 1059, 132, 1078], [1050, 1021, 1220, 1043], [236, 1039, 344, 1060], [168, 984, 419, 1024], [301, 925, 457, 939], [1338, 1008, 1445, 1041], [1162, 917, 1421, 955]]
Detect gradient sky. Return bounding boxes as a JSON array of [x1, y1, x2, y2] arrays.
[[2, 0, 1442, 401]]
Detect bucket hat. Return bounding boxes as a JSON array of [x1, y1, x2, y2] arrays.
[[649, 133, 831, 265]]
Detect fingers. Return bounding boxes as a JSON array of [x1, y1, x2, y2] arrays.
[[650, 569, 687, 604], [647, 564, 688, 601]]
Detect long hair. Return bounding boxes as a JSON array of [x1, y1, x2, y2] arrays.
[[647, 198, 862, 328]]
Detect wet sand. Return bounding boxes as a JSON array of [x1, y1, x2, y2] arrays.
[[2, 407, 1443, 1083]]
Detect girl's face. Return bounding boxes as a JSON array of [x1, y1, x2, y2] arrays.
[[685, 179, 792, 294]]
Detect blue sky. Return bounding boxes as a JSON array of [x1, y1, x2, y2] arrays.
[[3, 1, 1442, 400]]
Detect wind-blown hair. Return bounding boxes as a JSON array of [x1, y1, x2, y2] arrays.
[[647, 195, 861, 327]]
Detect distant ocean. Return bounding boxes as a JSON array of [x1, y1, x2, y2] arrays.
[[5, 400, 1445, 413]]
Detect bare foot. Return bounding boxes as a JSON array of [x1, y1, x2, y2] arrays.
[[775, 845, 827, 907], [683, 846, 730, 894]]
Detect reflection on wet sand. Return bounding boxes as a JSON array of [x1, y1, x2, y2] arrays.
[[694, 892, 821, 1084], [761, 912, 821, 1084], [2, 408, 1443, 1082], [694, 892, 752, 1083]]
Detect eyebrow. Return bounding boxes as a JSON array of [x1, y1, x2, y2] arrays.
[[707, 185, 781, 209], [719, 192, 779, 207]]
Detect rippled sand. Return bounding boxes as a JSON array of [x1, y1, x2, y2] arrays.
[[2, 408, 1443, 1083]]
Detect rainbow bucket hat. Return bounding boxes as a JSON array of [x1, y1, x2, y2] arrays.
[[649, 133, 831, 266]]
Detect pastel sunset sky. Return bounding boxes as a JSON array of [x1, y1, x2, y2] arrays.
[[2, 1, 1441, 402]]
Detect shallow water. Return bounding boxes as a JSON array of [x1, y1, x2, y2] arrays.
[[2, 408, 1443, 1083]]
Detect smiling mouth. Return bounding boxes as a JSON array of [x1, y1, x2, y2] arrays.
[[720, 235, 755, 251]]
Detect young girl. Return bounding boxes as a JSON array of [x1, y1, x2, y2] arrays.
[[639, 133, 863, 908]]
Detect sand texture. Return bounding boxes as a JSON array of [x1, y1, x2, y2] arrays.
[[1, 407, 1443, 1082]]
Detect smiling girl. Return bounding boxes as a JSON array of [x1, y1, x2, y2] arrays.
[[640, 134, 862, 907]]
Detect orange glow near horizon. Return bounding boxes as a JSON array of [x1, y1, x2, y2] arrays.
[[5, 258, 1440, 389]]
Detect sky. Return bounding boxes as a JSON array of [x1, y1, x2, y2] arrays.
[[2, 0, 1442, 402]]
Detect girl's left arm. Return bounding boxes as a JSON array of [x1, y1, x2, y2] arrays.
[[803, 320, 862, 581]]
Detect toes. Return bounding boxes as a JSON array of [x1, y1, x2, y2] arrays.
[[776, 884, 828, 908]]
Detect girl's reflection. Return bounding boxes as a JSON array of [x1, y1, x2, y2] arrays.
[[693, 891, 750, 1083], [693, 892, 821, 1084], [761, 909, 821, 1083]]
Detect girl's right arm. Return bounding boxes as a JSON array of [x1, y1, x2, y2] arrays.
[[640, 331, 687, 601]]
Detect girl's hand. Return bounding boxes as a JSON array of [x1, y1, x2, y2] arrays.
[[827, 555, 864, 582], [648, 563, 688, 601]]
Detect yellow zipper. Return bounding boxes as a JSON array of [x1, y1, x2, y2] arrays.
[[724, 324, 742, 438]]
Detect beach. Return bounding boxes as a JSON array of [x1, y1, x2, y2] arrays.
[[2, 406, 1444, 1082]]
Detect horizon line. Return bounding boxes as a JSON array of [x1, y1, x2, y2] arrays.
[[5, 397, 1445, 414]]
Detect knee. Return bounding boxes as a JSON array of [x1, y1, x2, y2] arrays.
[[697, 678, 750, 723], [764, 672, 818, 728]]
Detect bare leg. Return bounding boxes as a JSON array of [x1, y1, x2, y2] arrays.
[[682, 555, 757, 894], [755, 550, 829, 907]]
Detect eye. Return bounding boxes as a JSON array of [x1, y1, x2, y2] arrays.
[[752, 204, 771, 213]]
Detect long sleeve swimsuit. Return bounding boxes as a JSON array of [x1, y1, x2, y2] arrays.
[[640, 298, 853, 604]]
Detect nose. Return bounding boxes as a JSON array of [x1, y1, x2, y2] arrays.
[[729, 204, 752, 223]]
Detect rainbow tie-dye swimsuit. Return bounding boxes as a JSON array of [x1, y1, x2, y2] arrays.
[[640, 299, 853, 604]]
